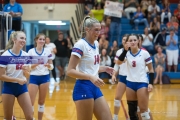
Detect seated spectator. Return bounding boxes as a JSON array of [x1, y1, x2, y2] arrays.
[[99, 49, 111, 81], [161, 0, 171, 24], [133, 6, 149, 30], [99, 34, 109, 53], [148, 0, 160, 23], [154, 45, 166, 84], [3, 0, 23, 31], [99, 21, 109, 40], [173, 3, 180, 24], [100, 49, 111, 67], [166, 16, 179, 33], [140, 0, 151, 17], [154, 27, 168, 50], [90, 3, 104, 22], [124, 0, 139, 19], [94, 0, 105, 9], [150, 16, 160, 37], [109, 40, 119, 67], [142, 27, 154, 55], [166, 27, 179, 72], [84, 0, 94, 15]]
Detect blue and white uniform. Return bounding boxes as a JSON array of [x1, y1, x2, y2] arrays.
[[28, 48, 53, 85], [72, 38, 103, 101], [126, 49, 152, 91], [0, 50, 29, 97], [115, 48, 127, 84]]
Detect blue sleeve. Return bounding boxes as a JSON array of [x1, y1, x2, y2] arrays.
[[166, 36, 169, 44], [175, 35, 178, 43], [18, 4, 23, 14]]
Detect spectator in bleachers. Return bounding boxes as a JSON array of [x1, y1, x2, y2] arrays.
[[99, 21, 109, 40], [3, 0, 23, 31], [124, 0, 139, 19], [148, 0, 160, 23], [140, 0, 151, 17], [161, 0, 171, 24], [166, 16, 179, 33], [84, 0, 95, 15], [173, 3, 180, 24], [166, 27, 179, 72], [150, 16, 160, 37], [142, 27, 154, 55], [109, 40, 119, 67], [54, 32, 71, 80], [133, 6, 149, 30], [99, 34, 109, 53], [89, 3, 104, 22], [154, 45, 166, 84], [94, 0, 105, 9], [154, 27, 168, 50]]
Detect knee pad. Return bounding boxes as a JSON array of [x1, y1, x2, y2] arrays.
[[114, 99, 121, 107], [127, 101, 138, 120], [141, 111, 150, 120], [38, 104, 45, 112]]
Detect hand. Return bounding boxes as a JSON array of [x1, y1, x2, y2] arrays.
[[89, 76, 105, 87], [44, 63, 51, 69], [124, 42, 131, 51], [9, 11, 15, 16], [16, 78, 27, 85], [111, 75, 116, 83], [148, 84, 153, 92], [22, 65, 30, 73], [111, 47, 114, 51], [105, 66, 114, 76]]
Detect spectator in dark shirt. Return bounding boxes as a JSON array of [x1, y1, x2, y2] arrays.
[[154, 27, 168, 51], [54, 32, 71, 80], [3, 0, 23, 31]]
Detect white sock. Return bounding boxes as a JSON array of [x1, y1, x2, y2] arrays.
[[113, 114, 118, 120]]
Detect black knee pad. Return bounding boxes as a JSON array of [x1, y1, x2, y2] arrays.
[[127, 101, 139, 120]]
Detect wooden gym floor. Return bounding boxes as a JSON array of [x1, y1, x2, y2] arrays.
[[0, 77, 180, 120]]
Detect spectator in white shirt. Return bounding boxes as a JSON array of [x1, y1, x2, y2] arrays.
[[142, 27, 154, 54], [148, 0, 160, 23]]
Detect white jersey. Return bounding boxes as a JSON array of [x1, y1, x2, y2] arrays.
[[126, 49, 152, 83], [72, 39, 100, 78], [28, 48, 53, 76], [45, 43, 56, 60], [0, 49, 29, 83], [114, 48, 127, 76]]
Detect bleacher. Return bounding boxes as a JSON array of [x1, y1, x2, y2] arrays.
[[119, 3, 180, 83]]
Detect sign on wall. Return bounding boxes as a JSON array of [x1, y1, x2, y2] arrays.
[[104, 1, 124, 18]]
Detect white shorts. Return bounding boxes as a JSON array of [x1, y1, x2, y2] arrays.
[[166, 49, 179, 65]]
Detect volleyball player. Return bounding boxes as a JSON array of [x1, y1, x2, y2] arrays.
[[117, 34, 154, 120], [67, 16, 114, 120], [0, 31, 33, 120], [28, 33, 53, 120], [112, 34, 130, 120]]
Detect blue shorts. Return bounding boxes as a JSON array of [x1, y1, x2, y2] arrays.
[[73, 80, 103, 101], [29, 74, 50, 86], [2, 82, 28, 97], [126, 81, 148, 92], [118, 75, 127, 85]]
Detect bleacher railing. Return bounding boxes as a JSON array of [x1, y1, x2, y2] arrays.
[[0, 11, 12, 55]]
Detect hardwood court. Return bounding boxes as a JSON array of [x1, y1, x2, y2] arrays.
[[0, 77, 180, 120]]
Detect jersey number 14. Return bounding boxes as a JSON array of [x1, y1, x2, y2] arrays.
[[94, 55, 100, 65], [16, 64, 23, 70]]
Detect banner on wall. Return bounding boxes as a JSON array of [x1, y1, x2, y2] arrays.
[[104, 1, 124, 18]]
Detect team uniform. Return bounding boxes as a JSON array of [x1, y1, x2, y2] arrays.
[[0, 50, 29, 97], [72, 38, 103, 101], [114, 48, 127, 84], [126, 49, 152, 91], [28, 48, 53, 85]]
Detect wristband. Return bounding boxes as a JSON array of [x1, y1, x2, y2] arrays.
[[118, 49, 127, 61], [149, 73, 154, 85]]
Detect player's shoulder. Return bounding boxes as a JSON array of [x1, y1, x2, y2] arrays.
[[28, 48, 35, 53], [1, 50, 11, 56], [141, 49, 149, 54], [21, 50, 29, 56]]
